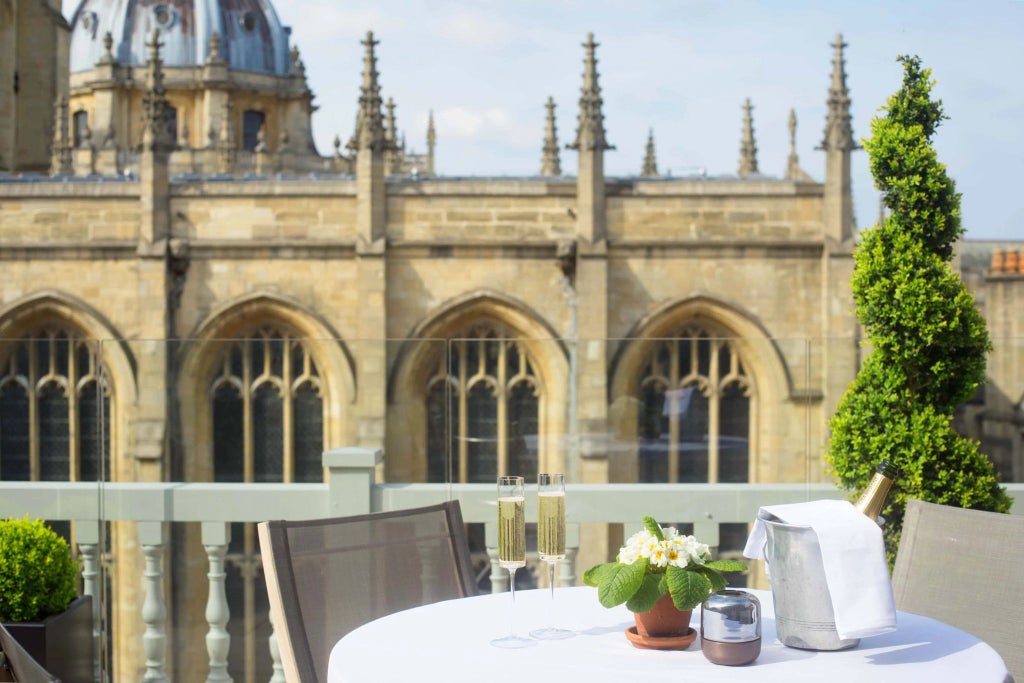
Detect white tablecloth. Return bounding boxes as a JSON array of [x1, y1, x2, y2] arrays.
[[328, 586, 1011, 683]]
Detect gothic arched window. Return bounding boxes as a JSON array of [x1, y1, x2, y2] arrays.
[[637, 325, 751, 484], [426, 324, 540, 483], [0, 329, 111, 484], [208, 327, 323, 682]]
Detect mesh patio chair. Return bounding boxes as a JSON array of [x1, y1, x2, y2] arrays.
[[892, 498, 1024, 682], [0, 623, 59, 683], [258, 500, 478, 683]]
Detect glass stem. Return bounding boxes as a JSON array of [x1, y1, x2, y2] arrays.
[[547, 560, 557, 627], [508, 566, 518, 638]]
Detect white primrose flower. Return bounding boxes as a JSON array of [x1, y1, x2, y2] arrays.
[[618, 545, 641, 565], [667, 536, 690, 568], [649, 542, 669, 568]]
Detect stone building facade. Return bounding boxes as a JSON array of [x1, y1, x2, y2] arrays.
[[1, 1, 1021, 680]]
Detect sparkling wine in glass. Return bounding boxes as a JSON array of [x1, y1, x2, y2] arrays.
[[490, 476, 536, 648], [530, 473, 574, 639]]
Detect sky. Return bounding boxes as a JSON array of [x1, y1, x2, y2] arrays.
[[64, 0, 1024, 240]]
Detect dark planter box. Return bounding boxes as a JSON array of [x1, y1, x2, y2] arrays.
[[3, 595, 94, 683]]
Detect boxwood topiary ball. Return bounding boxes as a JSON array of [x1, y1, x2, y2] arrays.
[[0, 517, 80, 623]]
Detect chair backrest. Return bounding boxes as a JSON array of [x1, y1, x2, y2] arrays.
[[258, 500, 478, 683], [0, 623, 59, 683], [892, 498, 1024, 681]]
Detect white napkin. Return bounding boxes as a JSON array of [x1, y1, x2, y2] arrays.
[[743, 499, 897, 640]]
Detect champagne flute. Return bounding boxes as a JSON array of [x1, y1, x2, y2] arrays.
[[490, 476, 536, 648], [530, 473, 574, 639]]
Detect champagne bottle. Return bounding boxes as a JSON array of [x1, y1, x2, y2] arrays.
[[854, 459, 901, 523]]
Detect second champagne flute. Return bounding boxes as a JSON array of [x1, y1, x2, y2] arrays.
[[490, 475, 536, 648], [530, 472, 574, 639]]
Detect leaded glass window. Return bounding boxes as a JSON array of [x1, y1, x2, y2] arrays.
[[209, 328, 324, 683], [426, 324, 540, 483], [0, 329, 111, 483], [637, 326, 751, 484]]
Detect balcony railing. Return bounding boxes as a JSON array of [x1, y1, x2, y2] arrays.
[[1, 447, 1022, 682]]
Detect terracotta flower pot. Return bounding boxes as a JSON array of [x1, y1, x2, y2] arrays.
[[634, 593, 693, 638]]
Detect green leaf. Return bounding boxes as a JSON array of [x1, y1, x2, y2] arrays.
[[625, 573, 667, 613], [692, 565, 727, 593], [597, 559, 647, 608], [703, 559, 748, 573], [583, 562, 618, 588], [642, 516, 664, 541], [666, 566, 712, 611]]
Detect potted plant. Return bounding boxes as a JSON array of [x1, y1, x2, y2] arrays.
[[0, 517, 93, 683], [584, 516, 746, 642]]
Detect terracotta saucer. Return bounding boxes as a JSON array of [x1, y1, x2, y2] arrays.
[[624, 626, 697, 650]]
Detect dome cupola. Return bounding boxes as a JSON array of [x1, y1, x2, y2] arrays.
[[69, 0, 291, 75]]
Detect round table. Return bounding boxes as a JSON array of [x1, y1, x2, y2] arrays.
[[328, 586, 1011, 682]]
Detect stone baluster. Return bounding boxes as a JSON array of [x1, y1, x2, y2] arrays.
[[485, 522, 508, 593], [559, 524, 581, 587], [139, 521, 169, 683], [559, 547, 578, 587], [202, 522, 232, 683], [76, 520, 102, 682], [268, 606, 286, 683], [487, 547, 507, 593]]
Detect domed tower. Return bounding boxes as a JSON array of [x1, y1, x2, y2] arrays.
[[63, 0, 325, 174]]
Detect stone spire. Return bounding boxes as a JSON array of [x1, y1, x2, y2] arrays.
[[569, 33, 612, 152], [540, 97, 561, 177], [641, 128, 657, 177], [738, 98, 758, 177], [820, 34, 858, 242], [784, 108, 810, 180], [569, 33, 612, 244], [349, 31, 388, 153], [384, 97, 400, 173], [351, 31, 388, 247], [141, 30, 173, 152], [425, 110, 436, 175], [821, 33, 856, 152]]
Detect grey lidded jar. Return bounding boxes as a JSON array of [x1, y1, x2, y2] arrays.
[[701, 589, 761, 666]]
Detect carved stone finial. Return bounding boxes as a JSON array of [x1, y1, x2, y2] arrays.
[[51, 95, 73, 175], [568, 33, 612, 152], [540, 97, 561, 177], [99, 31, 115, 63], [254, 124, 267, 153], [641, 128, 658, 177], [206, 32, 224, 65], [217, 101, 236, 172], [384, 98, 401, 173], [333, 134, 341, 154], [289, 45, 307, 81], [738, 98, 758, 177], [784, 108, 808, 180], [821, 33, 856, 151], [425, 111, 436, 175]]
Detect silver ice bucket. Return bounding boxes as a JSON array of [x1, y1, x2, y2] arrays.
[[763, 517, 859, 651]]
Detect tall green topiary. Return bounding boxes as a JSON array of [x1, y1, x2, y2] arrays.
[[827, 56, 1012, 564], [0, 517, 80, 622]]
